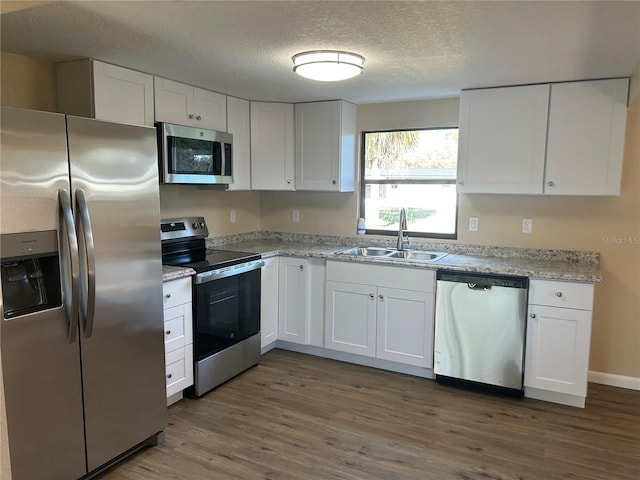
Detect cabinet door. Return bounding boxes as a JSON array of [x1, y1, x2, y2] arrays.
[[154, 77, 195, 125], [193, 87, 227, 131], [227, 96, 252, 190], [524, 305, 592, 396], [457, 84, 549, 194], [278, 258, 308, 344], [92, 61, 155, 126], [325, 281, 377, 357], [250, 102, 295, 190], [545, 78, 629, 196], [260, 257, 279, 348], [376, 287, 434, 367], [295, 100, 356, 192]]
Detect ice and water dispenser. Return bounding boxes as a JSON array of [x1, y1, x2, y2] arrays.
[[1, 231, 62, 319]]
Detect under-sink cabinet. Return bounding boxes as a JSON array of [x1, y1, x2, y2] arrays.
[[162, 277, 194, 406], [524, 279, 594, 408], [325, 261, 436, 368]]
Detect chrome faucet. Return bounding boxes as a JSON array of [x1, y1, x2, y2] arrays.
[[397, 207, 410, 251]]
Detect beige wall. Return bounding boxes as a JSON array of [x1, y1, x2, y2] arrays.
[[159, 185, 260, 235], [0, 51, 57, 112]]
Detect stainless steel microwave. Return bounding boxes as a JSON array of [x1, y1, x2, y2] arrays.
[[156, 122, 233, 185]]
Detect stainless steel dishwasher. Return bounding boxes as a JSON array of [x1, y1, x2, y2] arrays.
[[434, 271, 528, 395]]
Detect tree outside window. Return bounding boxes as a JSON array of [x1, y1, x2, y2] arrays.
[[360, 128, 458, 239]]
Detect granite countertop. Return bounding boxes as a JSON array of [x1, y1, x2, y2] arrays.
[[209, 234, 603, 283], [162, 264, 196, 282]]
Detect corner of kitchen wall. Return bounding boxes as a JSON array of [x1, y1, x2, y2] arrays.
[[0, 51, 57, 112]]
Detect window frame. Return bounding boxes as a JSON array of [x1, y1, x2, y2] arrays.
[[359, 127, 459, 240]]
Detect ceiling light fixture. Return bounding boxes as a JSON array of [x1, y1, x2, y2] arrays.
[[292, 50, 365, 82]]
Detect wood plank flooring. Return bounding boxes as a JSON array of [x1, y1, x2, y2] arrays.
[[96, 349, 640, 480]]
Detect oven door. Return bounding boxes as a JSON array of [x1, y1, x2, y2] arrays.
[[193, 268, 260, 361]]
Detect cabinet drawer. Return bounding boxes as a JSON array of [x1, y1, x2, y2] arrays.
[[164, 309, 185, 353], [165, 344, 193, 397], [529, 279, 594, 310], [162, 277, 191, 309]]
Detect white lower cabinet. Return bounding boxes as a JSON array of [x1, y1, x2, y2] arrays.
[[524, 279, 594, 407], [162, 277, 194, 405], [260, 257, 279, 348], [325, 261, 435, 368], [277, 256, 325, 346]]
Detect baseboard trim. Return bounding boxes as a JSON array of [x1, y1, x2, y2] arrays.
[[588, 371, 640, 391]]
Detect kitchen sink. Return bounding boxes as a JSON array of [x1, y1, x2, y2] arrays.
[[339, 247, 397, 257], [386, 250, 448, 262], [338, 247, 447, 262]]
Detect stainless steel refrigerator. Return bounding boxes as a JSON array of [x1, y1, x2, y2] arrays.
[[0, 106, 167, 480]]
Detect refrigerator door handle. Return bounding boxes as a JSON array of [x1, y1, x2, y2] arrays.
[[58, 188, 80, 343], [76, 189, 96, 338]]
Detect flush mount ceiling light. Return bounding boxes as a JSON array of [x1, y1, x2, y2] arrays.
[[292, 50, 365, 82]]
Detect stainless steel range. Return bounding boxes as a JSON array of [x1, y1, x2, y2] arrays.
[[161, 217, 264, 397]]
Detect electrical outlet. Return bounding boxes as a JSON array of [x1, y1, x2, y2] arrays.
[[522, 218, 533, 234], [292, 209, 300, 223], [469, 217, 479, 232], [230, 210, 236, 223]]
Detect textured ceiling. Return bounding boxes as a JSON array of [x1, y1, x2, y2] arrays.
[[1, 1, 639, 104]]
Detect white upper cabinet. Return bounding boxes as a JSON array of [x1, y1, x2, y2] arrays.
[[226, 96, 251, 191], [154, 77, 227, 131], [457, 84, 550, 194], [545, 79, 629, 196], [250, 102, 295, 190], [457, 78, 629, 196], [56, 59, 155, 126], [295, 100, 356, 192]]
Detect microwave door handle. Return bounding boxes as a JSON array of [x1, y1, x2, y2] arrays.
[[75, 189, 96, 338], [58, 189, 80, 343]]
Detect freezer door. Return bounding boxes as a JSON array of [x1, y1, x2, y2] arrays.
[[0, 107, 87, 480], [66, 116, 167, 471]]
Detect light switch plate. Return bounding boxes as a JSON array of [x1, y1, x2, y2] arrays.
[[469, 217, 478, 232], [230, 210, 236, 223], [522, 218, 533, 234], [292, 210, 300, 222]]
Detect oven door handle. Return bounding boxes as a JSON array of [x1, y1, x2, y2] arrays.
[[194, 259, 265, 284]]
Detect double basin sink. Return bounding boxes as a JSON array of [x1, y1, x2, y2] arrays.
[[338, 246, 448, 262]]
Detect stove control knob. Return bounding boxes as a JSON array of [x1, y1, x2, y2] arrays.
[[199, 222, 205, 228], [192, 222, 199, 229]]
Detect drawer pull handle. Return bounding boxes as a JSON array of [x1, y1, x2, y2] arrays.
[[530, 313, 536, 318], [167, 373, 172, 379], [556, 292, 563, 298], [166, 330, 171, 336]]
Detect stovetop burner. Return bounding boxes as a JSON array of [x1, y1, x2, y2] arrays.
[[176, 249, 261, 273]]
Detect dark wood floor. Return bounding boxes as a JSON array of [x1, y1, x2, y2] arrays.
[[97, 349, 640, 480]]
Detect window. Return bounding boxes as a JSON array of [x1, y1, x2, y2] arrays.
[[360, 128, 458, 239]]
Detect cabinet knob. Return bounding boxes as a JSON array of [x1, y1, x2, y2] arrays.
[[370, 293, 375, 299], [196, 115, 202, 121], [164, 293, 171, 299], [167, 373, 172, 379], [379, 294, 384, 300], [458, 180, 464, 185], [332, 180, 337, 185], [165, 330, 171, 336], [287, 179, 292, 184], [547, 181, 554, 187], [530, 313, 536, 318], [188, 114, 195, 120], [299, 265, 304, 270], [556, 291, 563, 297]]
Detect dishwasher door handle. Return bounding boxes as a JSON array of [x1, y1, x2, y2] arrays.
[[467, 283, 492, 291]]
